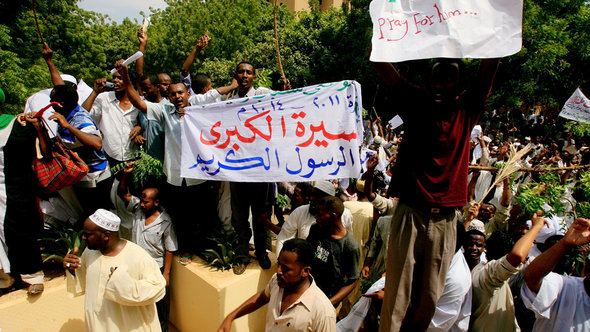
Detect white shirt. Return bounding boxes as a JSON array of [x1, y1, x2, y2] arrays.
[[188, 88, 222, 105], [428, 250, 472, 332], [90, 91, 139, 161], [146, 89, 221, 186], [275, 204, 353, 256], [521, 273, 590, 332]]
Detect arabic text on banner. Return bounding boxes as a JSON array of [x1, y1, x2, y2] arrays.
[[559, 88, 590, 124], [369, 0, 523, 62], [181, 81, 364, 182]]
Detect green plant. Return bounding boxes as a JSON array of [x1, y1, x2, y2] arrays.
[[40, 221, 85, 263], [564, 245, 589, 277], [201, 232, 249, 271], [577, 171, 590, 202], [514, 171, 565, 217], [131, 150, 164, 188], [565, 121, 590, 139], [276, 193, 290, 209], [575, 201, 590, 219], [111, 150, 164, 189], [360, 277, 373, 294]]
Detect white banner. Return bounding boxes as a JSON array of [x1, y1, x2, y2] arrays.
[[369, 0, 523, 62], [181, 81, 364, 182], [559, 88, 590, 124]]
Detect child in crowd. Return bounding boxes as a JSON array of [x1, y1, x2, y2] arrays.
[[117, 162, 177, 332]]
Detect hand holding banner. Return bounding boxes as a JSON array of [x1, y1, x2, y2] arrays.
[[370, 0, 523, 62]]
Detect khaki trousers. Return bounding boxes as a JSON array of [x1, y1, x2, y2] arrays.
[[379, 202, 458, 332]]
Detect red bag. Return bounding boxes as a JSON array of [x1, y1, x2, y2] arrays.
[[30, 103, 89, 193], [33, 138, 89, 193]]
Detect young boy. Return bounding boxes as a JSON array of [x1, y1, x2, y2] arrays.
[[117, 162, 177, 332], [306, 196, 360, 309]]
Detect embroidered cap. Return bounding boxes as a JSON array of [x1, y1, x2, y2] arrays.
[[467, 219, 486, 236], [89, 209, 121, 231]]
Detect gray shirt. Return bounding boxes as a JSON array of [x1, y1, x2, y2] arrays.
[[128, 196, 178, 267]]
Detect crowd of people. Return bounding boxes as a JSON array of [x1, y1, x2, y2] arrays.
[[0, 26, 588, 332]]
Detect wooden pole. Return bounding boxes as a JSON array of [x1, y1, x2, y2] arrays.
[[32, 0, 45, 44], [273, 0, 288, 89], [469, 164, 590, 172]]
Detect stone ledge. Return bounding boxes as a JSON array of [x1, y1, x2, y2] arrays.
[[170, 252, 276, 332]]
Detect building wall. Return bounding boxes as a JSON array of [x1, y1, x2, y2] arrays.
[[271, 0, 345, 11]]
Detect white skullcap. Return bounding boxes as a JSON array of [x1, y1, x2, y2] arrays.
[[467, 219, 486, 236], [89, 209, 121, 231], [60, 74, 77, 86], [314, 180, 335, 197], [373, 136, 384, 146]]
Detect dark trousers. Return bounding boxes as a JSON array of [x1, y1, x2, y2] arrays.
[[4, 207, 43, 276], [162, 181, 219, 254], [156, 266, 170, 332], [230, 182, 273, 260]]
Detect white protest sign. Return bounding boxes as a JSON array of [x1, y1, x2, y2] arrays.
[[388, 115, 403, 129], [559, 88, 590, 124], [181, 81, 364, 182], [369, 0, 523, 62], [110, 51, 143, 74], [142, 17, 151, 34]]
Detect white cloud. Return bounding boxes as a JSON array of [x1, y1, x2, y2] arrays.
[[78, 0, 168, 23]]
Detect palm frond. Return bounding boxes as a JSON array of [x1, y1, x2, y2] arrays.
[[479, 143, 532, 205]]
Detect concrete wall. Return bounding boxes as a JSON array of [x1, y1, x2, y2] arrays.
[[0, 279, 85, 332], [169, 254, 276, 332], [0, 253, 275, 332]]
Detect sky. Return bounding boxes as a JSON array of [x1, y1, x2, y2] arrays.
[[77, 0, 168, 23]]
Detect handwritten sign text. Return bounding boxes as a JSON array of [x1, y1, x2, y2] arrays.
[[370, 0, 523, 62]]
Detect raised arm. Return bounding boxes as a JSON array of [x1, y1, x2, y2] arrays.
[[467, 170, 480, 202], [506, 214, 546, 267], [136, 28, 148, 95], [215, 78, 239, 95], [42, 43, 65, 86], [364, 154, 378, 201], [181, 32, 210, 77], [524, 218, 590, 292], [370, 61, 401, 87], [478, 134, 490, 166], [117, 162, 134, 205], [81, 79, 106, 112], [116, 60, 147, 113]]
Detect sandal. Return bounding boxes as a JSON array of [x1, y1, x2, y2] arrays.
[[179, 254, 192, 265], [27, 283, 44, 296]]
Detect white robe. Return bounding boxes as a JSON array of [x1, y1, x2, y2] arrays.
[[67, 240, 166, 332]]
